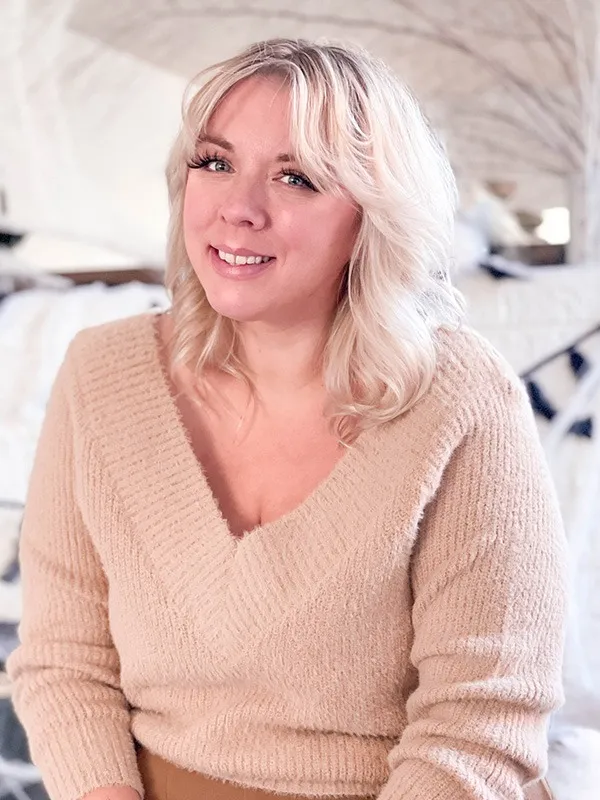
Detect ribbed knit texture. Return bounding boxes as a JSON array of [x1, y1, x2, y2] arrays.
[[7, 313, 567, 800]]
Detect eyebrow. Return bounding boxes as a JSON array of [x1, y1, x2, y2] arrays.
[[196, 134, 295, 163]]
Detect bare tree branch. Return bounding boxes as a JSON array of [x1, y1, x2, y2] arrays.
[[158, 2, 565, 44], [565, 0, 594, 92], [456, 132, 567, 174], [462, 155, 566, 176], [157, 4, 423, 38], [448, 104, 570, 161], [391, 0, 583, 163], [515, 0, 580, 104], [514, 0, 575, 50]]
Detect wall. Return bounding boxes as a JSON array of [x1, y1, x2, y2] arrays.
[[0, 0, 185, 264]]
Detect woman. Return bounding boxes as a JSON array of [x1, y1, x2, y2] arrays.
[[8, 38, 566, 800]]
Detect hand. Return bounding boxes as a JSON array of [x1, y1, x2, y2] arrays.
[[80, 787, 140, 800]]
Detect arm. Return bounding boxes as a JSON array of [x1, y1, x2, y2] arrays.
[[6, 348, 144, 800], [379, 382, 568, 800]]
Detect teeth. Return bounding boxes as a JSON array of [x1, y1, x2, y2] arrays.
[[218, 249, 271, 266]]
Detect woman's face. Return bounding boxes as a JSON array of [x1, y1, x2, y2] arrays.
[[183, 76, 360, 326]]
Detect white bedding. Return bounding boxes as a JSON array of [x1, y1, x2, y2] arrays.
[[0, 280, 168, 630]]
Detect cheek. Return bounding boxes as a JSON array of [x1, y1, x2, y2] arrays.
[[276, 208, 313, 251], [279, 202, 358, 260], [315, 205, 360, 265], [183, 180, 210, 237]]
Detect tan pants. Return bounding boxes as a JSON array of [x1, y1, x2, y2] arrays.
[[137, 747, 554, 800], [137, 747, 371, 799]]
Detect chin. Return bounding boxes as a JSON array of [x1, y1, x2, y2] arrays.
[[204, 290, 268, 324]]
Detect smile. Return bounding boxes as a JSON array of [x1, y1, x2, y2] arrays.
[[209, 246, 274, 281], [217, 249, 273, 266]]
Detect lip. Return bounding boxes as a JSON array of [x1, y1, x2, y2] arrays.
[[212, 244, 273, 258], [208, 246, 273, 280]]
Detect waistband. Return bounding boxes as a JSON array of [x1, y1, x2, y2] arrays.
[[137, 746, 372, 800]]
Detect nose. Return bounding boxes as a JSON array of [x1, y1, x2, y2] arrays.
[[219, 176, 269, 230]]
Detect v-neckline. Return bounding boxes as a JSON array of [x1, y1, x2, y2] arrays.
[[144, 311, 381, 545], [94, 311, 403, 655]]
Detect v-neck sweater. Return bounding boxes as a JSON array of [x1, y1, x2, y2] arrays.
[[8, 313, 567, 800]]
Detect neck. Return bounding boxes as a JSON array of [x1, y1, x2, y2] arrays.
[[236, 317, 328, 399]]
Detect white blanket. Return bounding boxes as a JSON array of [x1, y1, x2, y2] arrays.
[[0, 281, 168, 628]]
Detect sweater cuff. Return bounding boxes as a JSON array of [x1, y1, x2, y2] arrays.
[[29, 716, 143, 800], [377, 759, 498, 800]]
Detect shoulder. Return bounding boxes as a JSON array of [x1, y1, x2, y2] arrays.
[[58, 313, 160, 419], [427, 323, 530, 433], [434, 323, 522, 399], [372, 324, 540, 518], [390, 324, 535, 464], [65, 312, 158, 383], [69, 311, 157, 363]]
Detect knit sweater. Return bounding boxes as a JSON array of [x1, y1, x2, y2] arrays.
[[7, 312, 567, 800]]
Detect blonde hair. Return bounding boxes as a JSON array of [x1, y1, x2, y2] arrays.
[[165, 37, 465, 440]]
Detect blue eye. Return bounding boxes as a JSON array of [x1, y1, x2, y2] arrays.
[[206, 159, 230, 172], [188, 152, 231, 172], [280, 170, 317, 191]]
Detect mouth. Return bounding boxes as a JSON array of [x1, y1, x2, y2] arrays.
[[213, 246, 275, 266], [208, 246, 275, 279]]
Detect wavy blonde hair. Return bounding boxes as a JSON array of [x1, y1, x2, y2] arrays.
[[165, 37, 465, 440]]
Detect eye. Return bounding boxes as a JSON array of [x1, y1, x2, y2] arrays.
[[280, 169, 317, 191], [188, 152, 232, 172], [206, 159, 231, 173]]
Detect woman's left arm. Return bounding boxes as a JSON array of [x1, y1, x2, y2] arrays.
[[380, 381, 568, 800]]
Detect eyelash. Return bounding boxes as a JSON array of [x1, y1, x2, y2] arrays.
[[280, 168, 317, 192], [187, 151, 317, 192], [187, 151, 228, 171]]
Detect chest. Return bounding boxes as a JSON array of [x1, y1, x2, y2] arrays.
[[175, 389, 345, 538]]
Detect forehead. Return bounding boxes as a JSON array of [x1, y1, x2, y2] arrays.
[[205, 76, 293, 146]]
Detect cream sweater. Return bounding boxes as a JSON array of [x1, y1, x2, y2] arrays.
[[8, 313, 567, 800]]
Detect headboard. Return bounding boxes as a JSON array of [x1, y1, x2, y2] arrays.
[[56, 267, 165, 286], [0, 266, 166, 297]]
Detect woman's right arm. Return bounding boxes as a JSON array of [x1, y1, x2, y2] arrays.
[[6, 343, 143, 800]]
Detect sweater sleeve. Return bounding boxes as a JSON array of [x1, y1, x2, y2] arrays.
[[378, 380, 568, 800], [6, 347, 143, 800]]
